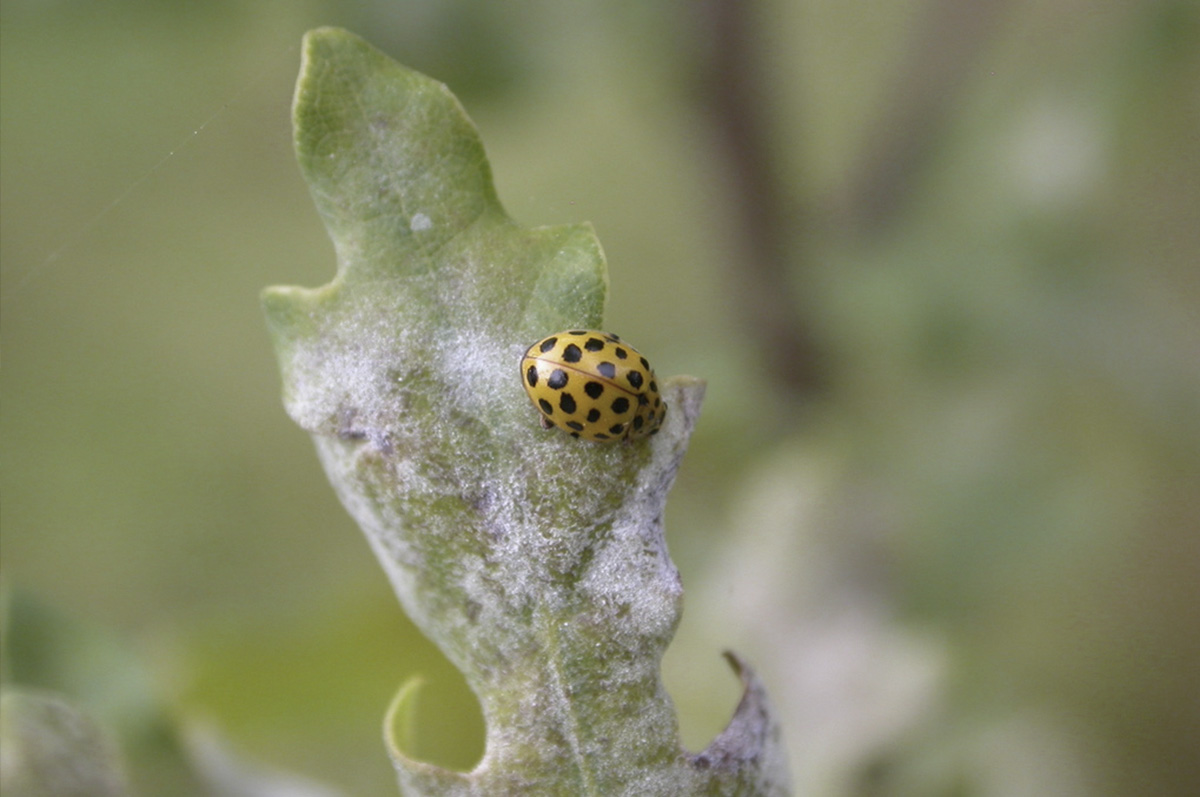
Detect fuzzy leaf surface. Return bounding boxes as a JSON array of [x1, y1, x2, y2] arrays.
[[264, 27, 789, 796]]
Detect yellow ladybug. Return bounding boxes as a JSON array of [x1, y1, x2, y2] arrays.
[[520, 330, 666, 442]]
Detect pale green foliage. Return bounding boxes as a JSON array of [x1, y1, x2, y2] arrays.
[[0, 690, 130, 797], [263, 28, 789, 796]]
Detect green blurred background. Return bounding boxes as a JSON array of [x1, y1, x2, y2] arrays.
[[2, 1, 1197, 795]]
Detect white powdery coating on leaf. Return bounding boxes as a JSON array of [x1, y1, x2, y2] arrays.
[[409, 212, 433, 231], [580, 497, 681, 644], [284, 263, 525, 440], [439, 326, 519, 424], [283, 291, 421, 434], [575, 379, 701, 643]]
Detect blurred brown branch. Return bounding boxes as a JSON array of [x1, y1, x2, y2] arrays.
[[843, 0, 1010, 233], [701, 0, 830, 405], [697, 0, 1010, 408]]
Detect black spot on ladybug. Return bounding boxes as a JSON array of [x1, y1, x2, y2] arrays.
[[548, 369, 568, 389], [611, 397, 630, 414], [633, 415, 645, 430], [627, 370, 644, 389], [597, 362, 616, 379], [584, 337, 605, 352], [586, 408, 601, 422], [539, 337, 558, 353], [559, 393, 577, 414], [649, 380, 657, 392], [526, 366, 539, 387], [584, 381, 604, 399], [637, 394, 648, 406], [609, 424, 625, 435], [594, 432, 610, 440], [639, 357, 649, 370], [566, 421, 584, 431], [562, 344, 582, 363], [568, 330, 587, 335], [614, 347, 628, 359], [538, 398, 553, 415]]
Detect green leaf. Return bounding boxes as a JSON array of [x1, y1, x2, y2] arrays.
[[263, 27, 789, 796], [0, 689, 130, 797]]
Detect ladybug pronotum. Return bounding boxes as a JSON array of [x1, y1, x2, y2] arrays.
[[520, 330, 666, 442]]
